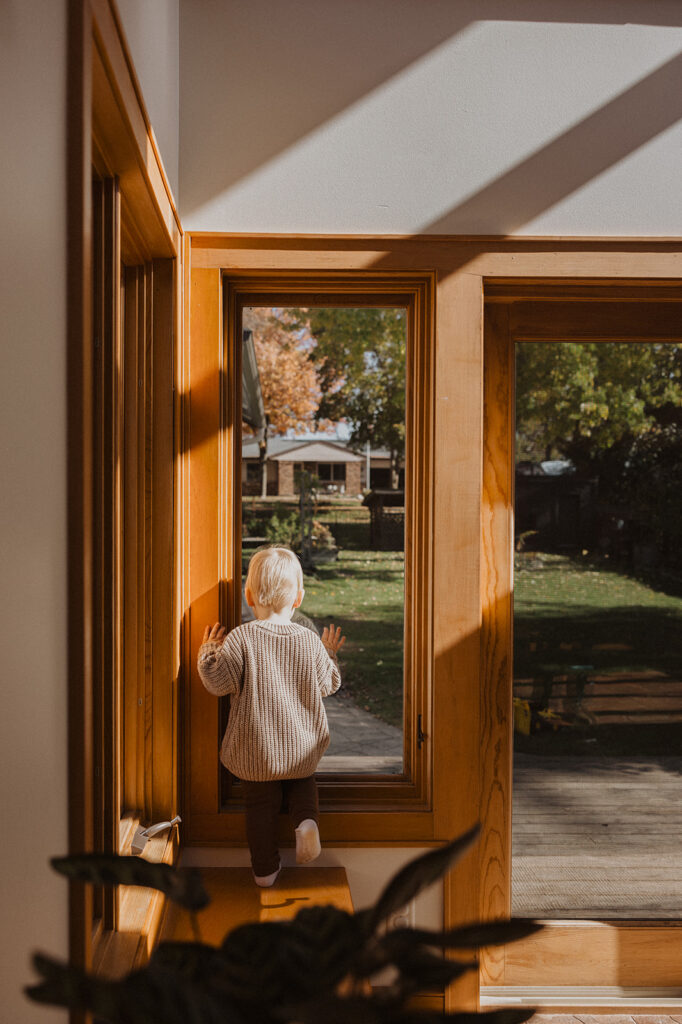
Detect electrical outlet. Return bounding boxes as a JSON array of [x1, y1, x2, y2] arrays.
[[386, 900, 415, 932]]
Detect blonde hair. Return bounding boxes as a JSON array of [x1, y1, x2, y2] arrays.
[[245, 546, 303, 611]]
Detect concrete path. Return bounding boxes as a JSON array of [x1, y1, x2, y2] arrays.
[[320, 691, 403, 774]]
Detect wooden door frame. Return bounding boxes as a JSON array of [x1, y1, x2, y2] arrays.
[[185, 271, 437, 843], [185, 237, 682, 1014], [479, 280, 682, 1012], [67, 0, 182, 990]]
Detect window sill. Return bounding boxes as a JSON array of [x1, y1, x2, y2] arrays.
[[91, 816, 179, 978]]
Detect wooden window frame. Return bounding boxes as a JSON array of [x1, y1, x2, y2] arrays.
[[184, 240, 682, 1015], [479, 279, 682, 1010], [185, 272, 437, 843], [67, 7, 682, 1002], [230, 282, 434, 808], [91, 173, 123, 935], [68, 0, 182, 986]]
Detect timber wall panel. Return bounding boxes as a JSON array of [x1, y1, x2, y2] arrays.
[[181, 236, 682, 1010]]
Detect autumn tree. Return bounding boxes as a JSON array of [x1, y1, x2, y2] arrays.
[[242, 307, 321, 496]]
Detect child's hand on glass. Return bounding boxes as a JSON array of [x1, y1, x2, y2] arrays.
[[202, 622, 226, 644], [321, 623, 345, 657]]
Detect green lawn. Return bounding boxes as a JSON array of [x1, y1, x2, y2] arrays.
[[243, 495, 682, 745], [514, 552, 682, 678], [301, 549, 404, 728], [514, 551, 682, 755], [241, 497, 406, 727], [303, 548, 682, 736]]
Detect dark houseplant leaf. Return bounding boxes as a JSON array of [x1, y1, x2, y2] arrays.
[[439, 1012, 535, 1024], [377, 918, 542, 955], [51, 854, 210, 911], [220, 919, 339, 1007], [291, 904, 365, 985], [25, 954, 115, 1016], [149, 940, 223, 981], [386, 947, 475, 992], [286, 993, 389, 1024], [365, 824, 480, 934], [26, 953, 247, 1024]]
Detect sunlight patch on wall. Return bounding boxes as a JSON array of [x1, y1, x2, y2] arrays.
[[182, 19, 682, 235]]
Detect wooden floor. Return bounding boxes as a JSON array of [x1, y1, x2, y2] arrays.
[[512, 754, 682, 918], [160, 866, 354, 946]]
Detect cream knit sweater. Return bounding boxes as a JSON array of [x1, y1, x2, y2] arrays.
[[197, 619, 341, 781]]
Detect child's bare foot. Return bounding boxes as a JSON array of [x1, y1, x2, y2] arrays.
[[295, 818, 321, 864]]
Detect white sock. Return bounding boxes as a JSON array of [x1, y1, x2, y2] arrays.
[[295, 818, 321, 864], [253, 863, 281, 887]]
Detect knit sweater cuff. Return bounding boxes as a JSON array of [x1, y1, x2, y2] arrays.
[[198, 639, 222, 665]]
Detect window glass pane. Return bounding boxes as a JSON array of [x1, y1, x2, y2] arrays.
[[240, 306, 406, 775], [513, 341, 682, 918]]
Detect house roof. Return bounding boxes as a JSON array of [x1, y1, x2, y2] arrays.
[[242, 437, 308, 459], [242, 436, 389, 461], [241, 434, 391, 458], [272, 440, 363, 463]]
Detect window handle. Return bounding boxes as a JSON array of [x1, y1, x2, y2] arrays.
[[417, 714, 427, 749], [131, 815, 181, 855]]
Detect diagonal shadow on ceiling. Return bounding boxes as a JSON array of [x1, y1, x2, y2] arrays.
[[180, 0, 682, 217], [418, 50, 682, 235]]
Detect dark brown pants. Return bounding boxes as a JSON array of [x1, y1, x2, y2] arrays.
[[241, 775, 319, 877]]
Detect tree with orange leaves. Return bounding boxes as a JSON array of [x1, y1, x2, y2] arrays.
[[243, 307, 321, 496]]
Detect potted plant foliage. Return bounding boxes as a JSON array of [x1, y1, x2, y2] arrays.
[[310, 518, 338, 563], [27, 825, 539, 1023]]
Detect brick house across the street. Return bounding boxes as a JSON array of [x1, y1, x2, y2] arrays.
[[242, 436, 370, 496]]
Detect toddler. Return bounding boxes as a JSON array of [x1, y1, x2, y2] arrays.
[[197, 545, 344, 886]]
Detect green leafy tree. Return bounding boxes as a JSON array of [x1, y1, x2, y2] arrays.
[[343, 332, 405, 488], [286, 308, 407, 488], [617, 424, 682, 569], [516, 342, 682, 468]]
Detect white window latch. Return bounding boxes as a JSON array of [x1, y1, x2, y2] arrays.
[[131, 815, 181, 855]]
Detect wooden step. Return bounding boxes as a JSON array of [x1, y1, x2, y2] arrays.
[[160, 866, 354, 947]]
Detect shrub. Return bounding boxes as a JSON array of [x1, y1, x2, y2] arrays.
[[311, 519, 335, 551], [265, 510, 301, 548]]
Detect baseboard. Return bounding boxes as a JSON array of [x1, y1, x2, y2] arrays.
[[481, 985, 682, 1013]]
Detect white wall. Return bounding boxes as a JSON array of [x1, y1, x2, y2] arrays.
[[117, 0, 180, 198], [179, 0, 682, 235], [0, 2, 69, 1020]]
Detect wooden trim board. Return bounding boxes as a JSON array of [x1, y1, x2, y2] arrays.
[[184, 270, 437, 842], [183, 237, 682, 1015], [68, 1, 183, 1001], [479, 280, 682, 998]]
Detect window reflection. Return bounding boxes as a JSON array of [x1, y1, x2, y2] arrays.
[[512, 342, 682, 918]]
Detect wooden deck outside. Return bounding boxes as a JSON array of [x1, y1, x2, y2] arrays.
[[512, 754, 682, 919], [513, 670, 682, 728]]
